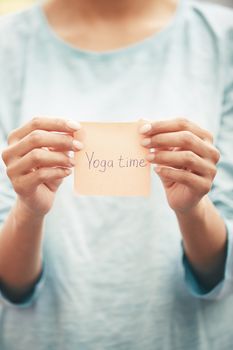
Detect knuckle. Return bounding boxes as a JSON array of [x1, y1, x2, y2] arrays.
[[208, 165, 217, 178], [29, 130, 43, 145], [6, 166, 14, 179], [160, 166, 170, 177], [1, 149, 9, 164], [58, 168, 66, 176], [202, 182, 211, 195], [179, 169, 188, 181], [62, 135, 73, 148], [7, 130, 17, 145], [30, 149, 42, 163], [153, 152, 161, 162], [205, 131, 214, 143], [184, 151, 196, 167], [213, 148, 221, 163], [52, 118, 65, 130], [176, 117, 190, 130], [13, 180, 24, 195], [64, 155, 72, 166], [152, 136, 162, 148], [37, 168, 47, 182], [182, 130, 194, 146], [58, 154, 69, 167], [31, 117, 42, 129], [54, 118, 63, 126]]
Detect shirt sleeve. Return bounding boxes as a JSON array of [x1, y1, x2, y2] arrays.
[[0, 266, 46, 309], [0, 128, 46, 308], [0, 13, 46, 308], [182, 223, 233, 300], [182, 26, 233, 300]]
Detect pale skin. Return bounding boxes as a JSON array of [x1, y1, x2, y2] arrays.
[[43, 0, 178, 51], [140, 119, 226, 288], [0, 0, 227, 299]]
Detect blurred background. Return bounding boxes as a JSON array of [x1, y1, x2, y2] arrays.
[[208, 0, 233, 5], [0, 0, 232, 15], [0, 0, 34, 14]]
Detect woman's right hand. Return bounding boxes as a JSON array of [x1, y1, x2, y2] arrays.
[[2, 117, 83, 217]]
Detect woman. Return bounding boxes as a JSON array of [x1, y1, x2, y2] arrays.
[[0, 0, 233, 349]]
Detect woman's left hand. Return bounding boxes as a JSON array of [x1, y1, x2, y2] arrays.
[[140, 118, 220, 214]]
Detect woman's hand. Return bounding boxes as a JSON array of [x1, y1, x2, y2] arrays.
[[2, 117, 83, 217], [140, 118, 220, 214]]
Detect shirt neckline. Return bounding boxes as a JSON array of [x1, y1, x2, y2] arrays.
[[35, 0, 185, 59]]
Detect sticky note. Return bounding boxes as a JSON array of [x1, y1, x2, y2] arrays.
[[74, 122, 151, 196]]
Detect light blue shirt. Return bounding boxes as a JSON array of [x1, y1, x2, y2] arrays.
[[0, 1, 233, 349]]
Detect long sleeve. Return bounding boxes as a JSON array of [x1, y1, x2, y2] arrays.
[[183, 24, 233, 300], [0, 13, 45, 307]]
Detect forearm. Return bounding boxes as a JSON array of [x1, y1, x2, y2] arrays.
[[176, 196, 227, 289], [0, 198, 44, 295], [0, 118, 81, 300]]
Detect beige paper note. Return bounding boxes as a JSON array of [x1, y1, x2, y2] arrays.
[[74, 122, 151, 196]]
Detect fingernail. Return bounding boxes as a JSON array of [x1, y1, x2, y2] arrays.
[[67, 120, 81, 130], [146, 153, 155, 161], [140, 123, 152, 134], [67, 151, 74, 158], [73, 140, 83, 150], [141, 138, 151, 147]]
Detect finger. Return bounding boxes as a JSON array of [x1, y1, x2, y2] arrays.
[[8, 117, 81, 144], [45, 178, 64, 192], [141, 131, 220, 162], [155, 166, 211, 195], [140, 118, 213, 143], [146, 150, 217, 178], [7, 149, 75, 177], [15, 168, 72, 196], [5, 130, 83, 161]]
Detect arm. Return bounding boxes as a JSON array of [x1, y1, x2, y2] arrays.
[[0, 200, 44, 300], [140, 118, 226, 290], [176, 196, 227, 290], [0, 117, 82, 301]]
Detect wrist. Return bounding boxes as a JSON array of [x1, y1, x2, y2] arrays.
[[175, 196, 208, 221], [14, 197, 46, 224]]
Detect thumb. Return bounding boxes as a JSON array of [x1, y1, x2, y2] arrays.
[[154, 166, 174, 189], [45, 176, 65, 192]]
